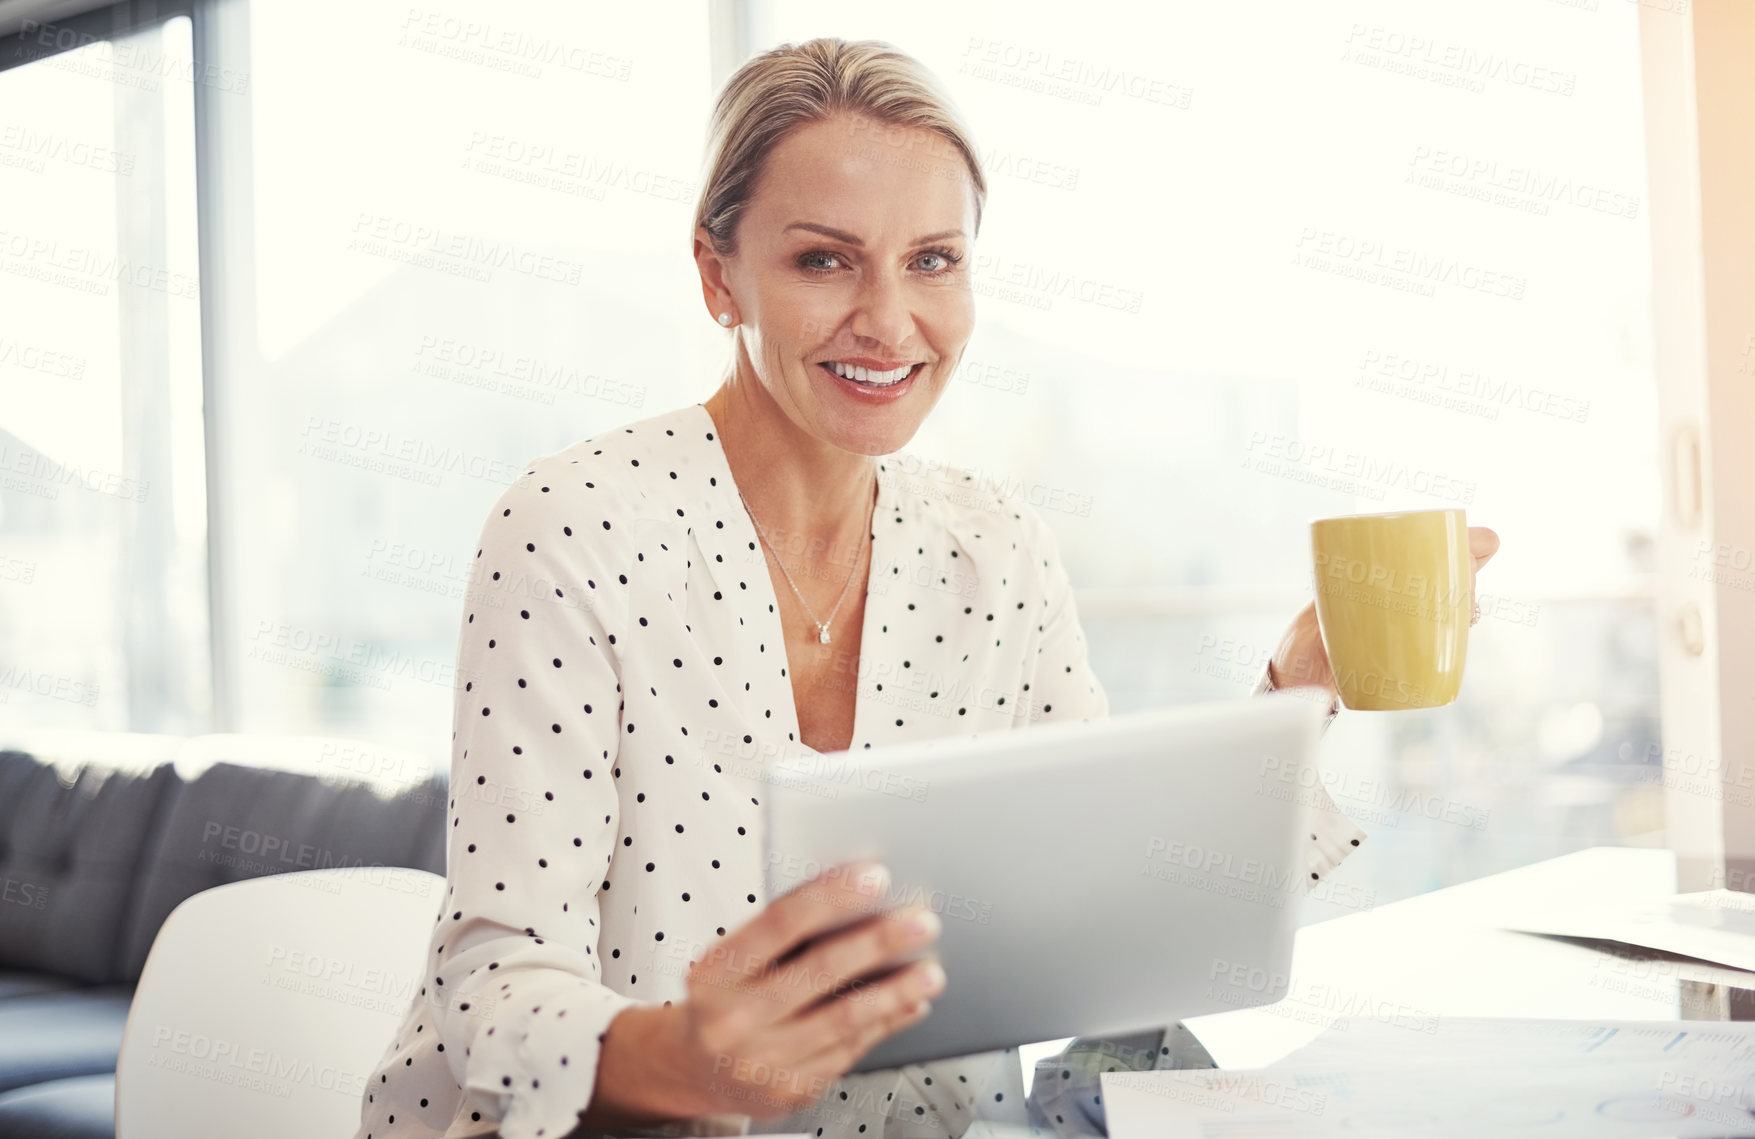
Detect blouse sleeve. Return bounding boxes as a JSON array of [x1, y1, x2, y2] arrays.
[[1251, 660, 1366, 884], [432, 475, 640, 1139], [1016, 505, 1109, 727]]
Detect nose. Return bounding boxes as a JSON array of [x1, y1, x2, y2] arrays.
[[847, 266, 915, 353]]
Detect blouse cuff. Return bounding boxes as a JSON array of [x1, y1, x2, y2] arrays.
[[455, 970, 643, 1139], [1250, 660, 1364, 888], [1303, 781, 1367, 885], [1251, 658, 1341, 731]]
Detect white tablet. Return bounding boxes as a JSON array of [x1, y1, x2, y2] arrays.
[[762, 694, 1327, 1072]]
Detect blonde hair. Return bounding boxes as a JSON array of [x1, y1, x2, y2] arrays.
[[694, 37, 987, 258]]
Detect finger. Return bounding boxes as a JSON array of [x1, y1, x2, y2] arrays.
[[694, 861, 891, 1004], [803, 997, 934, 1087], [709, 993, 935, 1126], [1468, 526, 1500, 570], [780, 903, 937, 1009], [783, 957, 944, 1075], [720, 902, 932, 1029]]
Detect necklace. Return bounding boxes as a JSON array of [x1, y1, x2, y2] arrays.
[[736, 475, 874, 645]]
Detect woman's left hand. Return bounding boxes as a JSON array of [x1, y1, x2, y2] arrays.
[[1267, 526, 1502, 700]]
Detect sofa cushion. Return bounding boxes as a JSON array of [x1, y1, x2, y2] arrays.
[[118, 760, 446, 980], [0, 987, 132, 1094], [0, 752, 178, 984], [0, 1074, 114, 1139], [0, 971, 80, 1000]]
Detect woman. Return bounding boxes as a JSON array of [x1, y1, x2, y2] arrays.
[[355, 37, 1499, 1139]]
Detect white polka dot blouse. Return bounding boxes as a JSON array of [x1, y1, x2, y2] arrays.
[[353, 402, 1364, 1139]]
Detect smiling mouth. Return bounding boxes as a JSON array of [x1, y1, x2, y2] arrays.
[[818, 361, 923, 387]]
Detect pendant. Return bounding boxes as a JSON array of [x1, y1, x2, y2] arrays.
[[818, 625, 832, 645]]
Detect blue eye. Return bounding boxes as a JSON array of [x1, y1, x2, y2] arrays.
[[917, 248, 964, 273], [796, 248, 964, 275]]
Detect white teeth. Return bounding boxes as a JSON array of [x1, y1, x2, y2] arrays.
[[826, 361, 914, 386]]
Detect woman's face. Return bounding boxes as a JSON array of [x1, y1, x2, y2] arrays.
[[697, 113, 978, 457]]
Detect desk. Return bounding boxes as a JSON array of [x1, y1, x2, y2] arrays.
[[1178, 846, 1755, 1070]]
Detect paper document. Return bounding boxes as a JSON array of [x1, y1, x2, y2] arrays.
[[1101, 1018, 1755, 1138], [1504, 890, 1755, 974]]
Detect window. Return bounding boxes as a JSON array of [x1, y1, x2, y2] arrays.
[[0, 12, 208, 735], [213, 1, 717, 761], [746, 0, 1662, 913], [1, 0, 1669, 911]]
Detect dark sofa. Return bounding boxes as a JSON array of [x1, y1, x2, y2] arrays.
[[0, 746, 447, 1139]]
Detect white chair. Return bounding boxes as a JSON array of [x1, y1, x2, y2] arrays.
[[116, 866, 443, 1139]]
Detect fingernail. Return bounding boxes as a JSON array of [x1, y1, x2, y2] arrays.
[[856, 863, 891, 897], [908, 909, 941, 939], [918, 960, 946, 993], [912, 1000, 933, 1018]]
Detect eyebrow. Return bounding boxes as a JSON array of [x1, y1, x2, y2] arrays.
[[784, 222, 966, 246]]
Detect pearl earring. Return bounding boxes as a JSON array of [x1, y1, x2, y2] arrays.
[[717, 312, 732, 326]]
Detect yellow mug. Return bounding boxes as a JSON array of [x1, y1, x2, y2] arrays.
[[1309, 509, 1471, 711]]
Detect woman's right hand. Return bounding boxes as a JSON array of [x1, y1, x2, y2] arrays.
[[581, 860, 946, 1130]]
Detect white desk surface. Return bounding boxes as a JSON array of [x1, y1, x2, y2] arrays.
[[1181, 846, 1755, 1069]]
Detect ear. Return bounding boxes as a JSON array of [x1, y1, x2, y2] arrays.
[[694, 225, 735, 325]]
